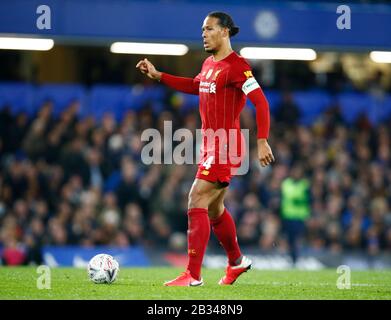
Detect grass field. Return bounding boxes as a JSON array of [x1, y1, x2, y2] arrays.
[[1, 267, 391, 300]]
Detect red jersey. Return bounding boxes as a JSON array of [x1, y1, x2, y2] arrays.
[[195, 52, 258, 166], [196, 52, 253, 136], [161, 51, 270, 179]]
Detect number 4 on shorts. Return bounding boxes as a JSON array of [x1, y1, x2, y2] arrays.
[[202, 156, 214, 170]]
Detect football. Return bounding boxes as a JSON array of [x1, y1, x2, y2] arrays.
[[87, 254, 119, 284]]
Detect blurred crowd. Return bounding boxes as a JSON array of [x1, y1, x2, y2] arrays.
[[1, 85, 391, 266]]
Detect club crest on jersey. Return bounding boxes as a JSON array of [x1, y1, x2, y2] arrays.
[[212, 69, 221, 80], [205, 69, 214, 80]]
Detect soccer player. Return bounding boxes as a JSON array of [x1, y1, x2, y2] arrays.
[[136, 12, 274, 286]]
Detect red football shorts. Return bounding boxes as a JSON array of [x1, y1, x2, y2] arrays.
[[195, 152, 243, 187], [196, 130, 246, 186]]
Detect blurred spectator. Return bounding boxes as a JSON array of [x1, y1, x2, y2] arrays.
[[84, 147, 109, 190], [274, 91, 301, 127], [123, 203, 145, 245], [24, 217, 45, 265], [115, 157, 141, 210], [280, 164, 311, 264], [147, 211, 172, 247], [0, 215, 26, 265], [1, 238, 26, 265]]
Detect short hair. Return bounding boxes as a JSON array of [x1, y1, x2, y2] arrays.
[[207, 11, 240, 37]]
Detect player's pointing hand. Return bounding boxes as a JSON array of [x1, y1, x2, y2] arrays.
[[136, 58, 162, 81]]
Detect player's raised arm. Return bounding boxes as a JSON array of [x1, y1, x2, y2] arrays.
[[136, 58, 200, 95]]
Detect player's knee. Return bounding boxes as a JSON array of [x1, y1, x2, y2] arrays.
[[188, 187, 208, 208]]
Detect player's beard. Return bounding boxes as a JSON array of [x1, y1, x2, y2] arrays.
[[205, 48, 216, 54]]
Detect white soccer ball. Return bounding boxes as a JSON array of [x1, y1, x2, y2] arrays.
[[87, 254, 119, 284]]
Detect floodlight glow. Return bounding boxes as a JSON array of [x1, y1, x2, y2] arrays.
[[110, 42, 189, 56], [370, 51, 391, 64], [0, 37, 54, 51], [240, 47, 317, 61]]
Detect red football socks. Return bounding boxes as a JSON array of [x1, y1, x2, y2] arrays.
[[210, 208, 242, 266], [186, 208, 210, 280]]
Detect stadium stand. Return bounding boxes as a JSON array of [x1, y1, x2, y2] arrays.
[[1, 81, 391, 266]]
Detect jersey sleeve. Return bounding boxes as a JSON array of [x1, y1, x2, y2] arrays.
[[231, 58, 261, 94], [160, 72, 200, 95], [231, 58, 270, 139]]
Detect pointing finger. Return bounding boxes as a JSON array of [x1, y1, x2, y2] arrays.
[[136, 60, 144, 68]]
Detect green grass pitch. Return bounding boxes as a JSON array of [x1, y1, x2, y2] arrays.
[[1, 267, 391, 300]]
